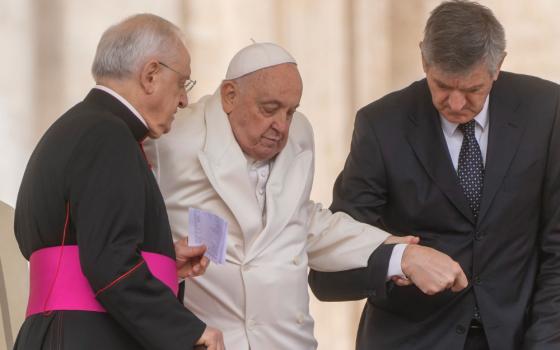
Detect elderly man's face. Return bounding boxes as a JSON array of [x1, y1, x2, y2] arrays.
[[223, 63, 303, 161], [424, 59, 500, 124], [145, 43, 191, 139]]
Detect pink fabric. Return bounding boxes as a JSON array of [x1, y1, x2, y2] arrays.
[[26, 245, 178, 317]]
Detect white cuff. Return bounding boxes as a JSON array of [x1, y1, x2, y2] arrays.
[[386, 243, 408, 280]]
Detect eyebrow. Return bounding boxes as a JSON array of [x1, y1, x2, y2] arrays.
[[434, 78, 484, 92], [260, 100, 300, 109]]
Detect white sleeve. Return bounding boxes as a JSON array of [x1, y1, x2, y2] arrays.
[[305, 200, 390, 272]]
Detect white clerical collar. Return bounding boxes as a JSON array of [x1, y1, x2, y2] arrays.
[[440, 96, 489, 137], [94, 85, 147, 128]]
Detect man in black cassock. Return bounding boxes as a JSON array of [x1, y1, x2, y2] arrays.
[[13, 14, 224, 350]]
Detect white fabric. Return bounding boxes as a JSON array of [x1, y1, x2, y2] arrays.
[[225, 42, 297, 80], [0, 98, 30, 207], [143, 90, 390, 350], [440, 97, 490, 170], [94, 85, 147, 127], [245, 156, 270, 225], [387, 243, 407, 279]]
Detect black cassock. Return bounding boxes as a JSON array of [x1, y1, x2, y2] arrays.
[[14, 88, 205, 349]]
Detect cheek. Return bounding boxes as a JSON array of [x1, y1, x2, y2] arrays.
[[467, 93, 487, 109], [247, 115, 272, 136], [431, 91, 448, 107]]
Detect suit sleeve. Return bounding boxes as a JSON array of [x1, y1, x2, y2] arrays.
[[67, 122, 205, 350], [524, 88, 560, 349], [309, 109, 396, 301]]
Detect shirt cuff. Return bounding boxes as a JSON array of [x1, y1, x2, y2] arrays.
[[386, 243, 408, 280]]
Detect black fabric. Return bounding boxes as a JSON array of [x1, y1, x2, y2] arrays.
[[309, 243, 395, 301], [14, 89, 206, 349], [457, 120, 484, 218], [464, 324, 490, 350], [308, 72, 560, 350]]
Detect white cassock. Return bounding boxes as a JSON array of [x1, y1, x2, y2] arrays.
[[144, 90, 390, 349]]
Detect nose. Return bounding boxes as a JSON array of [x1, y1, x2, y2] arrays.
[[272, 113, 290, 134], [448, 91, 466, 112], [178, 91, 188, 109]]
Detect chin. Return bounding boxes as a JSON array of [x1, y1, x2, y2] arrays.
[[253, 150, 278, 161], [147, 129, 162, 139]]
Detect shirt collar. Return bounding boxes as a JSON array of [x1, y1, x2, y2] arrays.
[[94, 85, 148, 128], [440, 96, 490, 137]]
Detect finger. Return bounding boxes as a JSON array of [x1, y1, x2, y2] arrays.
[[177, 244, 207, 259], [200, 256, 209, 269], [384, 235, 420, 245], [451, 270, 469, 292], [391, 276, 412, 286], [174, 239, 188, 262], [193, 257, 210, 276], [177, 244, 204, 257], [177, 266, 192, 278], [401, 235, 420, 244]]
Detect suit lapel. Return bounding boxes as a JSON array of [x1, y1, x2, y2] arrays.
[[245, 128, 312, 263], [405, 82, 475, 224], [197, 91, 264, 245], [478, 81, 524, 222]]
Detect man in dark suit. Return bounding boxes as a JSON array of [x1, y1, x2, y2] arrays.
[[14, 14, 223, 349], [309, 1, 560, 349]]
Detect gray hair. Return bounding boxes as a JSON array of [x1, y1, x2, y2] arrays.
[[421, 0, 506, 74], [91, 13, 185, 81]]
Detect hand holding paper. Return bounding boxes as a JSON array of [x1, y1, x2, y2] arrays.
[[175, 238, 209, 278]]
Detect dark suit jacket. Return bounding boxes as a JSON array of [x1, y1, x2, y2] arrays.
[[309, 72, 560, 350]]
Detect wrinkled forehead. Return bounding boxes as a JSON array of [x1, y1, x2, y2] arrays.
[[244, 63, 302, 100], [428, 63, 494, 88]]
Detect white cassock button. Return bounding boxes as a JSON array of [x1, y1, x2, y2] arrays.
[[247, 318, 256, 330], [296, 313, 304, 325], [258, 188, 264, 195], [292, 256, 300, 265]]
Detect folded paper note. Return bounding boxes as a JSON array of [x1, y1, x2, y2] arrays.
[[188, 208, 228, 264]]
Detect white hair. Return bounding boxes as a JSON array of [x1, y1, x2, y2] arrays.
[[91, 13, 185, 80]]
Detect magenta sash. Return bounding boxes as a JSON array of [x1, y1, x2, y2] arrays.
[[26, 245, 178, 317]]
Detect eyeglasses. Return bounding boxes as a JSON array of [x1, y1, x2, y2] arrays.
[[158, 61, 196, 93]]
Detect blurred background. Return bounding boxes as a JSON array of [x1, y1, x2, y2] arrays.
[[1, 0, 559, 349]]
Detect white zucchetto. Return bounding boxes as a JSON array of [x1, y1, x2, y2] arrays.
[[225, 42, 297, 80]]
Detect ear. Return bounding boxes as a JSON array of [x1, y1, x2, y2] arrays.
[[139, 60, 160, 94], [220, 81, 239, 114]]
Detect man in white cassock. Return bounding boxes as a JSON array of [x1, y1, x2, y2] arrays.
[[144, 42, 467, 349]]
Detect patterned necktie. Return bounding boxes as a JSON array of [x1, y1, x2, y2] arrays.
[[457, 120, 484, 218]]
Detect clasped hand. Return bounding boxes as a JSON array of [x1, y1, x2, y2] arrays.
[[383, 235, 469, 295]]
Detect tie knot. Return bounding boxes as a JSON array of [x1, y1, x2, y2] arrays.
[[458, 120, 476, 136]]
